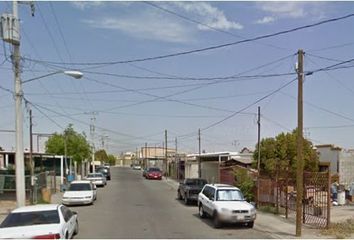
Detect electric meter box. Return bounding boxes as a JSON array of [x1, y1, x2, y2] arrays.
[[1, 13, 20, 45]]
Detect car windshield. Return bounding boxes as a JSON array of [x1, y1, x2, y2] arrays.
[[88, 174, 103, 178], [0, 210, 60, 228], [216, 189, 244, 201], [185, 179, 207, 186], [68, 183, 92, 191], [148, 168, 160, 172]]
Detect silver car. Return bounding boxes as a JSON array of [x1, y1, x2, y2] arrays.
[[85, 173, 107, 187]]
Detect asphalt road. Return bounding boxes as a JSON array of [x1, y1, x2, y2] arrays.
[[72, 167, 272, 239]]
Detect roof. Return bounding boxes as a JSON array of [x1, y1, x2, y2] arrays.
[[70, 180, 91, 184], [12, 204, 59, 213], [315, 144, 342, 151]]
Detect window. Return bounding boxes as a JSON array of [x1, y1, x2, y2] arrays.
[[0, 210, 60, 228], [68, 183, 92, 191], [216, 189, 244, 201], [60, 206, 73, 222]]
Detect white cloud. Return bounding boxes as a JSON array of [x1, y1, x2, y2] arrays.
[[83, 13, 193, 43], [71, 1, 104, 10], [256, 2, 327, 21], [255, 16, 276, 24], [172, 2, 243, 30]]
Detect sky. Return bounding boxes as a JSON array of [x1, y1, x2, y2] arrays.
[[1, 1, 354, 155]]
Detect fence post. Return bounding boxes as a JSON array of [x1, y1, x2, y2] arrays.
[[303, 172, 306, 224], [327, 170, 331, 228], [285, 166, 289, 218]]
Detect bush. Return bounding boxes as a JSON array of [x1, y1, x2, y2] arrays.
[[234, 168, 255, 202]]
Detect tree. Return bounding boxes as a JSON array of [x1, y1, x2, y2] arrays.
[[107, 154, 116, 166], [45, 125, 91, 164], [253, 129, 319, 179], [95, 149, 108, 162], [234, 168, 255, 202]]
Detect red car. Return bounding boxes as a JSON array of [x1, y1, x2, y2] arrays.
[[145, 167, 162, 180]]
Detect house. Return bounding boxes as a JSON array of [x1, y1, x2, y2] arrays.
[[184, 149, 254, 184], [316, 144, 354, 188]]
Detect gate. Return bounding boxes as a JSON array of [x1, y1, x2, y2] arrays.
[[303, 171, 330, 228], [257, 171, 330, 229]]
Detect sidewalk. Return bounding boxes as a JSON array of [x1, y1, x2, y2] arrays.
[[164, 177, 353, 239]]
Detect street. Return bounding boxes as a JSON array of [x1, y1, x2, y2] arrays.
[[71, 167, 272, 239]]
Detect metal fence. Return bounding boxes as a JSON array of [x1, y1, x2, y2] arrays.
[[0, 171, 56, 203], [258, 171, 330, 229]]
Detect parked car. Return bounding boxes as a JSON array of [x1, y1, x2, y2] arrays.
[[178, 178, 208, 205], [145, 167, 162, 180], [84, 173, 107, 187], [96, 166, 111, 180], [198, 184, 256, 228], [0, 204, 78, 239], [62, 180, 97, 206], [132, 165, 142, 170]]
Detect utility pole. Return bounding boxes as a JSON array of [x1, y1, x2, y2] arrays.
[[145, 142, 147, 168], [28, 107, 34, 204], [165, 130, 168, 177], [12, 0, 25, 208], [296, 49, 304, 237], [90, 114, 97, 173], [257, 106, 261, 208], [198, 128, 201, 178], [175, 137, 178, 180]]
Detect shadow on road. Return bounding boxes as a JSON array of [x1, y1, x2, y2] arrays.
[[191, 213, 254, 230]]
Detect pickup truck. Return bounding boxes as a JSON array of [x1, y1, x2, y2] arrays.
[[177, 178, 208, 205]]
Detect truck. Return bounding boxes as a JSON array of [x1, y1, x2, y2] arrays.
[[177, 178, 208, 205]]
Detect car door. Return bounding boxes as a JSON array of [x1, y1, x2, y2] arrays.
[[61, 206, 75, 237], [200, 186, 212, 215]]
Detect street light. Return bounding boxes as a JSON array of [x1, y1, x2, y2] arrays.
[[15, 70, 83, 207]]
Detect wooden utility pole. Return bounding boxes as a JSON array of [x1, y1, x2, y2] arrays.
[[257, 106, 261, 207], [165, 130, 168, 176], [296, 49, 304, 237], [198, 128, 201, 178], [175, 137, 178, 180]]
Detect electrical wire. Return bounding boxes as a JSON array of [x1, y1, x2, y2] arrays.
[[23, 12, 354, 66]]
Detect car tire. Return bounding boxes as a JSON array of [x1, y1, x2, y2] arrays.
[[246, 221, 254, 228], [74, 220, 79, 235], [213, 212, 222, 228], [177, 190, 182, 200], [198, 204, 206, 218]]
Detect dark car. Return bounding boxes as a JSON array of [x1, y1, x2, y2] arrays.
[[178, 178, 208, 205], [145, 167, 162, 180], [96, 166, 111, 180], [142, 168, 148, 178]]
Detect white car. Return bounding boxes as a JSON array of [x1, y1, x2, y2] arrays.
[[85, 173, 107, 187], [198, 184, 256, 228], [132, 165, 142, 170], [0, 204, 78, 239], [62, 180, 97, 206]]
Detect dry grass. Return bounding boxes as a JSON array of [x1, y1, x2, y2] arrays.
[[322, 218, 354, 239]]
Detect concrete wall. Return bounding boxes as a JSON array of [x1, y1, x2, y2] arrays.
[[185, 162, 198, 178], [339, 150, 354, 188], [317, 147, 340, 174], [201, 161, 219, 184]]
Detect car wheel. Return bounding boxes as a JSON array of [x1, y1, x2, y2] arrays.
[[213, 212, 222, 228], [177, 190, 182, 200], [74, 220, 79, 235], [198, 204, 206, 218], [246, 221, 254, 228]]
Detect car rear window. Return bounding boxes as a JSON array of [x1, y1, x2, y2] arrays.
[[148, 168, 161, 172], [68, 183, 92, 191], [185, 179, 207, 186], [0, 210, 60, 228]]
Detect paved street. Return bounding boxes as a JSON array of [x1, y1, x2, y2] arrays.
[[70, 167, 272, 239]]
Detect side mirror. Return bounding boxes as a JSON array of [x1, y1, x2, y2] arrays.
[[72, 211, 78, 215], [250, 201, 256, 207]]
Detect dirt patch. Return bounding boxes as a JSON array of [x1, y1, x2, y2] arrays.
[[322, 218, 354, 239]]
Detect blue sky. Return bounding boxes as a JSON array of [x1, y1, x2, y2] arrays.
[[1, 1, 354, 155]]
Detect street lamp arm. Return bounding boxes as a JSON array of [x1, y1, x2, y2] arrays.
[[22, 70, 83, 84]]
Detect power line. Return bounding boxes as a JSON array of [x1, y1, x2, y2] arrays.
[[201, 77, 298, 131], [143, 1, 289, 51], [23, 12, 354, 66]]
